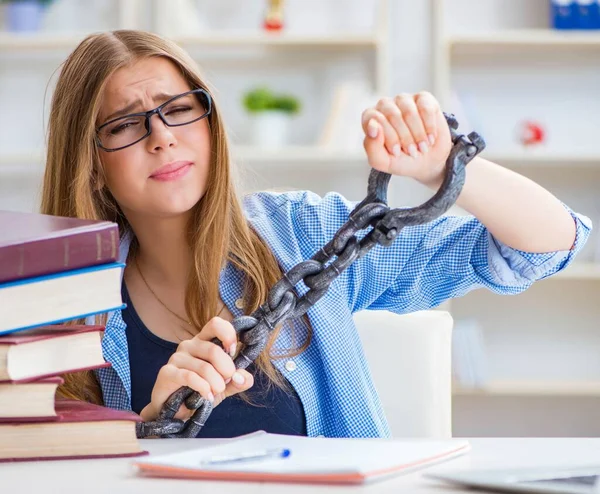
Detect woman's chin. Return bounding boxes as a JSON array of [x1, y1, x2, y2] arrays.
[[151, 193, 204, 218]]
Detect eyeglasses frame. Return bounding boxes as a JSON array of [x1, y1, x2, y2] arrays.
[[95, 88, 212, 152]]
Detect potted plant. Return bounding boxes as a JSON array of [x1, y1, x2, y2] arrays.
[[2, 0, 53, 32], [242, 86, 301, 149]]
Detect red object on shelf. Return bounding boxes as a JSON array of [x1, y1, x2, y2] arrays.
[[264, 19, 284, 31], [518, 120, 546, 146], [263, 0, 284, 32]]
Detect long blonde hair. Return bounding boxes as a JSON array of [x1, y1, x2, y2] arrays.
[[41, 30, 310, 405]]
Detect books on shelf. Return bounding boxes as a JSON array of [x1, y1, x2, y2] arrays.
[[0, 209, 147, 461], [551, 1, 600, 30]]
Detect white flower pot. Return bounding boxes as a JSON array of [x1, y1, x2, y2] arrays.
[[251, 111, 292, 149]]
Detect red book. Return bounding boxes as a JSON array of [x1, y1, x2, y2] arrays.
[[0, 210, 119, 283], [0, 324, 109, 383], [0, 399, 148, 461]]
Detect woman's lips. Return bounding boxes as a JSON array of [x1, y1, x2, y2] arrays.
[[150, 161, 193, 181]]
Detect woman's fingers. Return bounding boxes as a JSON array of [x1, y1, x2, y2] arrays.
[[362, 110, 391, 172], [414, 91, 439, 146], [189, 316, 238, 357], [169, 351, 228, 396], [196, 317, 238, 358], [361, 108, 399, 156], [155, 362, 214, 420], [376, 97, 416, 157], [214, 368, 255, 407], [394, 94, 429, 154], [177, 338, 236, 386]]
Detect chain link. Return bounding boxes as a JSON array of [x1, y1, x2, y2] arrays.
[[135, 113, 485, 438]]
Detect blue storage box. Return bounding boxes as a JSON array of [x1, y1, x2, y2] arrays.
[[576, 0, 600, 29], [550, 0, 579, 29]]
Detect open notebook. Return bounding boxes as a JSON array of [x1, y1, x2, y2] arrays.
[[134, 431, 470, 485]]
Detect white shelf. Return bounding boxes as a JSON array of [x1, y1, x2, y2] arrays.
[[0, 154, 44, 176], [172, 32, 381, 49], [552, 262, 600, 281], [0, 32, 87, 51], [0, 31, 380, 52], [449, 29, 600, 49], [454, 380, 600, 397], [484, 151, 600, 167]]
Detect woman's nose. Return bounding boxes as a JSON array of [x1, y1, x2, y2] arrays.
[[146, 113, 177, 152]]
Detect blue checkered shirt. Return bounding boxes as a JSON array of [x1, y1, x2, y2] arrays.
[[93, 190, 591, 438]]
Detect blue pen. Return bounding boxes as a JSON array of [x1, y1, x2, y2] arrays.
[[200, 448, 291, 466]]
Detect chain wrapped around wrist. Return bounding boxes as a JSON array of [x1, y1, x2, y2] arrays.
[[135, 113, 485, 439]]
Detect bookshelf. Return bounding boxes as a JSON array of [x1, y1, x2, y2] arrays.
[[433, 0, 600, 437], [0, 32, 381, 52], [483, 152, 600, 168], [168, 33, 381, 48], [454, 380, 600, 397], [448, 29, 600, 48], [0, 0, 390, 211]]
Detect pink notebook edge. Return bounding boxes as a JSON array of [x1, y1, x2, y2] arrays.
[[133, 442, 471, 485]]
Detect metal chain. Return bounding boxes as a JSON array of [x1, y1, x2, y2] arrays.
[[135, 113, 486, 439]]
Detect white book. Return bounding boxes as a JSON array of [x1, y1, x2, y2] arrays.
[[0, 263, 124, 335]]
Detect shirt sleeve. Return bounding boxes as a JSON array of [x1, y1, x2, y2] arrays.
[[293, 191, 592, 314]]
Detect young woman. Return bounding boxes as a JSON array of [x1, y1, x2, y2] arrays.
[[41, 30, 590, 438]]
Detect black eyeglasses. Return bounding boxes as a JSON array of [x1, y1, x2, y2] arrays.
[[96, 88, 212, 152]]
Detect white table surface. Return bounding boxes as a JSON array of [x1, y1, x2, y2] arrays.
[[3, 437, 600, 493]]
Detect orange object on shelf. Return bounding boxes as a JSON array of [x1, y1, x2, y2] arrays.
[[264, 0, 284, 32]]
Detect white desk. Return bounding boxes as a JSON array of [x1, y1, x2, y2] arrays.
[[2, 438, 600, 493]]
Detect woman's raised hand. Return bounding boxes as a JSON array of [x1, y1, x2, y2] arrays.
[[362, 92, 453, 188]]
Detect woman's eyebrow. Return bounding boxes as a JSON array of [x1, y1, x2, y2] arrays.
[[103, 92, 179, 123]]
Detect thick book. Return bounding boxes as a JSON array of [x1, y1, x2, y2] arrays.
[[134, 431, 470, 485], [0, 399, 148, 462], [0, 324, 107, 383], [0, 262, 125, 335], [0, 210, 119, 284], [0, 377, 62, 420]]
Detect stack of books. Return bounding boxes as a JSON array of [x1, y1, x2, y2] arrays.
[[0, 210, 147, 462]]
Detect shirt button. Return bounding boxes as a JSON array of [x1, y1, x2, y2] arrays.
[[235, 298, 244, 309], [285, 360, 297, 372]]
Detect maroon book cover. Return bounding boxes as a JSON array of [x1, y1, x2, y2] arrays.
[[0, 399, 149, 462], [0, 324, 110, 384], [0, 210, 119, 283], [0, 398, 145, 425]]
